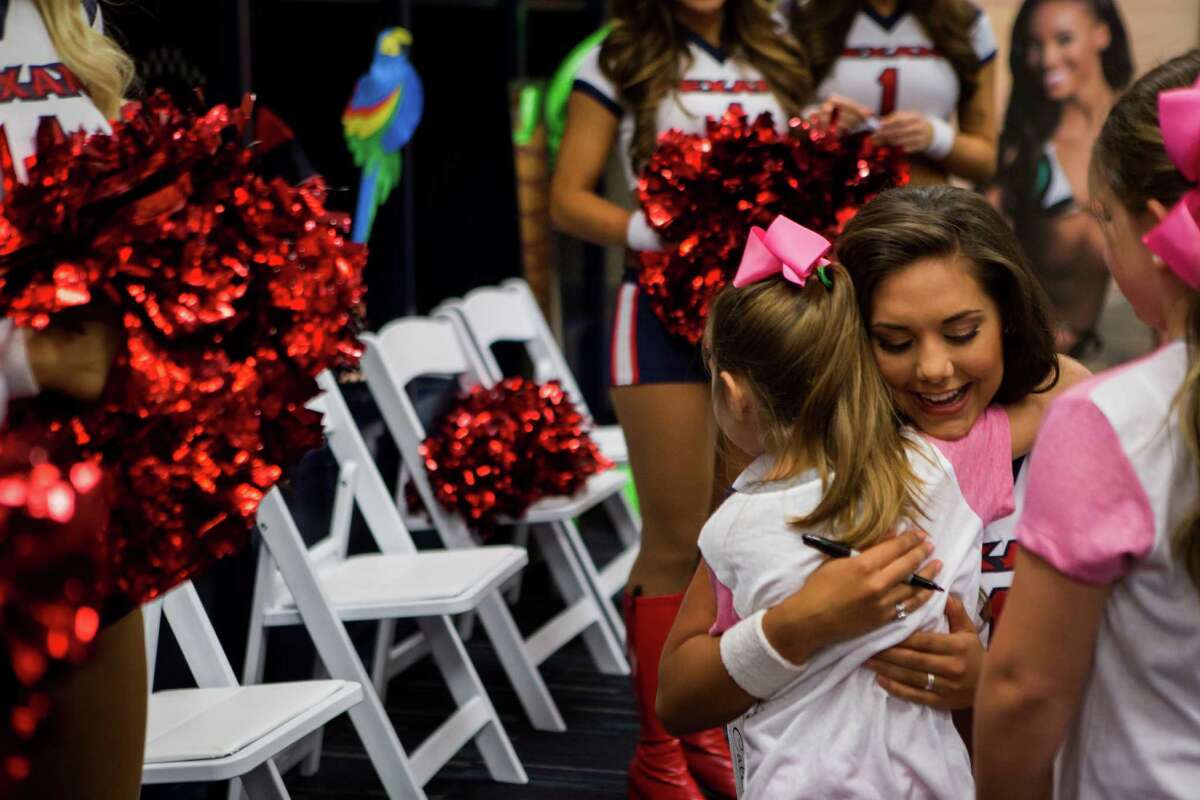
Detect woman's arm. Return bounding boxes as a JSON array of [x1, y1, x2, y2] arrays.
[[657, 531, 941, 735], [875, 61, 998, 185], [1007, 354, 1092, 457], [548, 92, 632, 248], [974, 549, 1109, 799]]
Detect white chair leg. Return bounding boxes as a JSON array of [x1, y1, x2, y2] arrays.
[[535, 522, 629, 675], [455, 611, 476, 642], [603, 491, 641, 549], [372, 618, 398, 699], [239, 759, 289, 800], [299, 726, 325, 777], [503, 523, 531, 604], [473, 591, 566, 732], [417, 615, 526, 784], [258, 496, 427, 800]]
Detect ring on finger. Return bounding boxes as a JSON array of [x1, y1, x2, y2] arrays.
[[925, 672, 936, 692], [894, 601, 908, 621]]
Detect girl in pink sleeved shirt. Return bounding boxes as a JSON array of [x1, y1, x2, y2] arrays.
[[976, 49, 1200, 800]]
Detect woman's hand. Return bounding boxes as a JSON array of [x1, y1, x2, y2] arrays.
[[765, 529, 942, 664], [27, 320, 118, 401], [863, 595, 983, 710], [875, 111, 934, 153], [817, 94, 873, 131]]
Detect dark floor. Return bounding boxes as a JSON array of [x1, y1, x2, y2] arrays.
[[286, 518, 642, 800]]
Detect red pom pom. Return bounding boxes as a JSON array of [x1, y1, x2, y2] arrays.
[[0, 92, 366, 603], [636, 106, 909, 345], [416, 378, 612, 535]]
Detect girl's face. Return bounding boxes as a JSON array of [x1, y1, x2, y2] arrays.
[[710, 364, 763, 458], [1091, 181, 1166, 329], [868, 257, 1005, 441], [1025, 0, 1111, 101]]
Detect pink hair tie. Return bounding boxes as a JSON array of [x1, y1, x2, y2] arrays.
[[732, 216, 833, 290], [1142, 76, 1200, 290]]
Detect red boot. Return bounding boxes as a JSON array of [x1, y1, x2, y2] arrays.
[[681, 728, 737, 798], [625, 591, 706, 800]]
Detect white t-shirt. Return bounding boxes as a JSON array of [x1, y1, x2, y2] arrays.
[[573, 29, 789, 188], [702, 407, 1014, 799], [0, 0, 109, 187], [815, 4, 996, 122], [1018, 341, 1200, 799]]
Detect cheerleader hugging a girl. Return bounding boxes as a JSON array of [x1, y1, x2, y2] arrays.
[[659, 187, 1087, 798]]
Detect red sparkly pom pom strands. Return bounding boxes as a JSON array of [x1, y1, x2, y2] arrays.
[[0, 92, 366, 785], [637, 105, 909, 345], [416, 378, 612, 535]]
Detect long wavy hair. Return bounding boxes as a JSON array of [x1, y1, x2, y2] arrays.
[[705, 263, 922, 548], [996, 0, 1132, 232], [836, 186, 1060, 406], [789, 0, 984, 103], [600, 0, 812, 172], [35, 0, 135, 119], [1090, 50, 1200, 593]]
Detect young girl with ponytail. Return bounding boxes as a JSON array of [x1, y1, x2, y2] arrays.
[[675, 212, 1054, 797], [975, 48, 1200, 800]]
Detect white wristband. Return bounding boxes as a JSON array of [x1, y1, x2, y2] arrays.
[[626, 209, 665, 253], [719, 609, 807, 700], [923, 116, 956, 161]]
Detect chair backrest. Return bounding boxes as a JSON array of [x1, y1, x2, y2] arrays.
[[440, 279, 594, 421], [314, 371, 418, 556], [144, 581, 240, 691], [360, 318, 485, 548]]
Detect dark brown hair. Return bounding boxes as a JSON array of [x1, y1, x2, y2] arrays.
[[705, 264, 922, 548], [1091, 49, 1200, 592], [600, 0, 813, 171], [835, 185, 1059, 405], [790, 0, 984, 104]]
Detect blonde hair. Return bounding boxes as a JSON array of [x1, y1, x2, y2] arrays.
[[35, 0, 135, 119], [600, 0, 812, 172], [1091, 49, 1200, 593], [704, 265, 922, 548]]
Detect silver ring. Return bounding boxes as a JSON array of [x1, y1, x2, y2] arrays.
[[894, 602, 908, 621], [925, 672, 936, 692]]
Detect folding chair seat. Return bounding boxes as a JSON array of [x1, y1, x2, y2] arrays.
[[360, 315, 631, 670], [142, 581, 362, 799]]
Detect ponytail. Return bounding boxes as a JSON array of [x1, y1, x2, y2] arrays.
[[35, 0, 135, 120]]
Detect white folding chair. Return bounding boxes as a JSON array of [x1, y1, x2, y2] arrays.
[[244, 486, 528, 799], [435, 279, 640, 605], [360, 317, 631, 673], [308, 370, 567, 733], [142, 581, 362, 799]]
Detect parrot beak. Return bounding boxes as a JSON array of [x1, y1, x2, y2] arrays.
[[379, 27, 413, 57]]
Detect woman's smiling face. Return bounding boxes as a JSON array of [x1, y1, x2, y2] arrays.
[[868, 256, 1005, 440]]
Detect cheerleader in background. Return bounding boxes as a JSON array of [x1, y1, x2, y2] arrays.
[[0, 2, 135, 797], [790, 0, 998, 186], [976, 48, 1200, 799], [548, 2, 810, 797]]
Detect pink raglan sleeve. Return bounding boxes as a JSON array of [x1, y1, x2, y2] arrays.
[[925, 405, 1015, 524], [1016, 393, 1155, 584]]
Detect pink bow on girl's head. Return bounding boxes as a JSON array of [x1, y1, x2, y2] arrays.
[[1143, 76, 1200, 290], [733, 216, 833, 289]]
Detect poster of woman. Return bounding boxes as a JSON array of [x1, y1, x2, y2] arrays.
[[981, 0, 1199, 367]]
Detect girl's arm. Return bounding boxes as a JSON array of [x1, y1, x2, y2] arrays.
[[657, 531, 940, 735], [548, 92, 632, 248], [1006, 354, 1092, 457], [875, 61, 998, 185], [974, 549, 1109, 799]]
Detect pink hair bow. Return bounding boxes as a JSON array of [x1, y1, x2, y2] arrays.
[[1143, 75, 1200, 290], [732, 216, 832, 289]]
